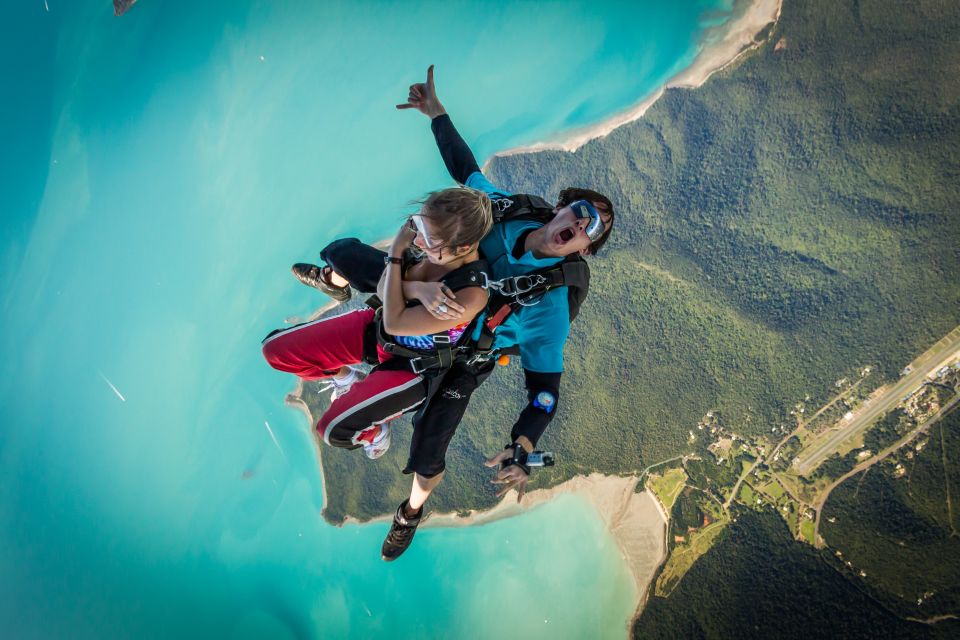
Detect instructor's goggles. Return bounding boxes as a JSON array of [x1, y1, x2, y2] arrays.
[[569, 199, 604, 242]]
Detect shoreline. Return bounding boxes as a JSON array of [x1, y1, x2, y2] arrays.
[[485, 0, 782, 162], [283, 379, 330, 510], [337, 472, 669, 623], [433, 474, 670, 619]]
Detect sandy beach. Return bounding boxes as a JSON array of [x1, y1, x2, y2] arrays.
[[488, 0, 782, 159]]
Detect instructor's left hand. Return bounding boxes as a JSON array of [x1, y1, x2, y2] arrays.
[[485, 450, 530, 503], [396, 64, 446, 119]]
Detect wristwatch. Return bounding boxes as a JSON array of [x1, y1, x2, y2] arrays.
[[384, 255, 402, 265]]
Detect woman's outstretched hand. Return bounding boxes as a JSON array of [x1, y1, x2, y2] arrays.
[[396, 65, 446, 119]]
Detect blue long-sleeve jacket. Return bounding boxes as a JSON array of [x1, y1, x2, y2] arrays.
[[431, 114, 570, 447]]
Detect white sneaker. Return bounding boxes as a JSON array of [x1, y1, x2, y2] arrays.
[[363, 420, 393, 460], [319, 365, 365, 402]]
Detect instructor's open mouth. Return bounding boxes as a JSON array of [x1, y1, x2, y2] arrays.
[[555, 228, 575, 244]]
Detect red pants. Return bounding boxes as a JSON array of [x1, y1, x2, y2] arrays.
[[261, 309, 425, 448]]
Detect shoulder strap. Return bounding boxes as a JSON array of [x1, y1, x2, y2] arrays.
[[560, 257, 589, 322], [440, 259, 490, 293], [491, 194, 555, 225]]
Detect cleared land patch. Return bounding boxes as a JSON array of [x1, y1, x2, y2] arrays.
[[647, 468, 688, 512]]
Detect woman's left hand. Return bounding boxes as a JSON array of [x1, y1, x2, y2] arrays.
[[410, 281, 464, 320], [391, 220, 416, 254]]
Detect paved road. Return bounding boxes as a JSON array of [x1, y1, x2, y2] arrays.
[[794, 325, 960, 475], [724, 457, 762, 509]]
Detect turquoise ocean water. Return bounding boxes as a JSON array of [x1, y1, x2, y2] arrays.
[[1, 1, 735, 637]]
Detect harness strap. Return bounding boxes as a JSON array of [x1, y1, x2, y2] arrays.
[[433, 333, 454, 371], [481, 260, 587, 301], [560, 260, 589, 289], [375, 315, 461, 373], [485, 304, 514, 332], [490, 193, 554, 225], [470, 258, 588, 360]]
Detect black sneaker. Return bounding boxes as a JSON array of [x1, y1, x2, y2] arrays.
[[381, 500, 422, 562], [291, 263, 351, 302]]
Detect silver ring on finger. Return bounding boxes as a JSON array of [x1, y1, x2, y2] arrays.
[[437, 303, 449, 314]]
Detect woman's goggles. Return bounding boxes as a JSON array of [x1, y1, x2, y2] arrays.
[[408, 215, 440, 250], [569, 199, 604, 242]]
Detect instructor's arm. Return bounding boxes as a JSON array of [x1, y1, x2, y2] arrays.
[[485, 369, 562, 503], [396, 65, 500, 192]]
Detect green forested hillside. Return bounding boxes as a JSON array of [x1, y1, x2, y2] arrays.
[[820, 409, 960, 618], [632, 508, 941, 639], [487, 0, 960, 461], [315, 0, 960, 526]]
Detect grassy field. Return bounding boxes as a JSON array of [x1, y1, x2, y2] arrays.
[[647, 467, 688, 512], [761, 479, 786, 501], [800, 519, 816, 544]]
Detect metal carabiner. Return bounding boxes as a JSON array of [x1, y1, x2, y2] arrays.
[[512, 274, 547, 295], [480, 271, 546, 299]]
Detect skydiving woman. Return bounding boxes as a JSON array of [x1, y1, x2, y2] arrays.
[[261, 187, 492, 519]]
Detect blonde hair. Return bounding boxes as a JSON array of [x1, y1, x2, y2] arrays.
[[414, 187, 493, 252]]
